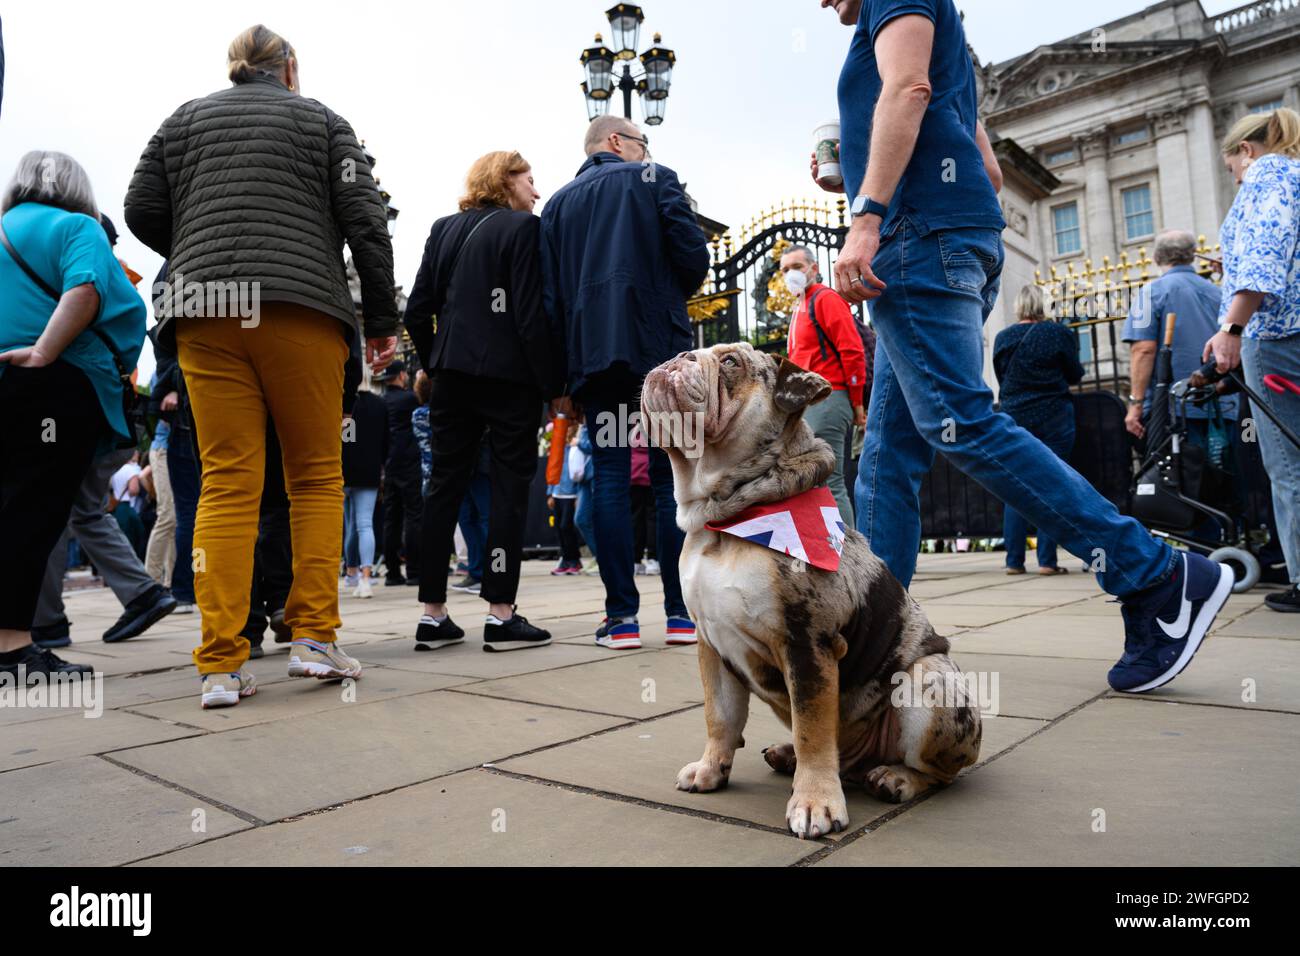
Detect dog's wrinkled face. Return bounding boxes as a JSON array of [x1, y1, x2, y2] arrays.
[[641, 343, 832, 458]]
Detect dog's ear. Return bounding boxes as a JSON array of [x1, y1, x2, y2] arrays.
[[773, 357, 833, 414]]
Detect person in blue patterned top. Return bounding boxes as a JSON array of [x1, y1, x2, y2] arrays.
[[1204, 108, 1300, 612]]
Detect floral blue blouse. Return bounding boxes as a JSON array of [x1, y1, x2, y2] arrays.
[[1218, 153, 1300, 340]]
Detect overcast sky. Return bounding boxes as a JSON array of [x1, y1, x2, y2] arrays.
[[0, 0, 1245, 378]]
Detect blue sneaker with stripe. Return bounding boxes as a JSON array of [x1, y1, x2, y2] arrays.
[[666, 617, 697, 645], [595, 617, 641, 650], [1109, 552, 1233, 693]]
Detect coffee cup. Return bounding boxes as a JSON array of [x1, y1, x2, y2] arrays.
[[814, 121, 842, 190]]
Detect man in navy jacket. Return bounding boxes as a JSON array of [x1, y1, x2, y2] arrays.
[[540, 115, 709, 650]]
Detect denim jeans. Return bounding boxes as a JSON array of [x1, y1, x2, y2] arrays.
[[579, 368, 688, 619], [458, 472, 490, 580], [343, 486, 379, 569], [167, 427, 200, 604], [575, 484, 597, 561], [1003, 415, 1076, 570], [1242, 334, 1300, 584], [855, 221, 1176, 596]]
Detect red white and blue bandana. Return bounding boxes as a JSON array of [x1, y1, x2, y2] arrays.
[[704, 486, 846, 572]]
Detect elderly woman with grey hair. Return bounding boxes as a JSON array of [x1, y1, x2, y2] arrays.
[[0, 150, 147, 680], [992, 284, 1086, 574]]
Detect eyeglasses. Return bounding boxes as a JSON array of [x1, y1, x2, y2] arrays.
[[619, 133, 651, 155]]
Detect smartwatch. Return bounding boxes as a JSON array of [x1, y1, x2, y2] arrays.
[[851, 196, 889, 220], [1219, 322, 1244, 338]]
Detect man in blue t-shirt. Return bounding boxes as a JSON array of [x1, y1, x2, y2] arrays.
[[814, 0, 1233, 696]]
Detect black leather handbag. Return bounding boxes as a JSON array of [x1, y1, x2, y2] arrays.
[[0, 219, 144, 448]]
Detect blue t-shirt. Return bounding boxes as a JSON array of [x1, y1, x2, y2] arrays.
[[0, 203, 147, 443], [1122, 265, 1239, 421], [837, 0, 1004, 237]]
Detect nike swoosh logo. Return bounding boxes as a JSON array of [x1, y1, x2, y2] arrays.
[[1158, 556, 1192, 639]]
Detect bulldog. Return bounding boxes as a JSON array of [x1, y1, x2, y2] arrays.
[[641, 343, 982, 838]]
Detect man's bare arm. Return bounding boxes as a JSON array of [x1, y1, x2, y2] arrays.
[[1129, 340, 1157, 399], [858, 14, 935, 205], [976, 121, 1003, 193]]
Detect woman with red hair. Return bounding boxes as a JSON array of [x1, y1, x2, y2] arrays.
[[403, 151, 567, 653]]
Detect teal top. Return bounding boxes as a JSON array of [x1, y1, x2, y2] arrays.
[[0, 202, 147, 444]]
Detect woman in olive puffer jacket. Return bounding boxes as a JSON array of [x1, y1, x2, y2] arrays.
[[125, 23, 397, 708]]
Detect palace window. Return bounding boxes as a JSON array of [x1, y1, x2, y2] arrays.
[[1250, 97, 1284, 114], [1122, 185, 1154, 241], [1053, 202, 1082, 256], [1044, 145, 1077, 167], [1114, 126, 1151, 148]]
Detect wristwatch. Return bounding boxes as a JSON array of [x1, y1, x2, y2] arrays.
[[1219, 321, 1244, 337], [1127, 395, 1144, 406], [851, 196, 889, 220]]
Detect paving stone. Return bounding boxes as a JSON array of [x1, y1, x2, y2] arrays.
[[949, 614, 1124, 661], [949, 652, 1106, 720], [817, 698, 1300, 866], [1111, 637, 1300, 714], [498, 704, 1043, 837], [923, 604, 1034, 630], [135, 768, 811, 866], [1216, 605, 1299, 640], [1, 708, 200, 772], [467, 648, 705, 718], [0, 756, 250, 866], [111, 691, 622, 820]]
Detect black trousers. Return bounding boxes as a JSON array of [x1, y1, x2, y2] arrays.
[[630, 484, 657, 561], [419, 370, 543, 605], [242, 420, 293, 639], [383, 463, 423, 581], [553, 497, 581, 564], [0, 361, 106, 631]]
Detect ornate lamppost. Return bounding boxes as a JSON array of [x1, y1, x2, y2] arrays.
[[580, 4, 676, 125]]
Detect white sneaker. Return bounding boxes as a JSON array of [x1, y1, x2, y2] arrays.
[[340, 574, 359, 591], [643, 559, 661, 575], [287, 639, 363, 679], [353, 577, 373, 599], [634, 563, 646, 575], [200, 670, 256, 709]]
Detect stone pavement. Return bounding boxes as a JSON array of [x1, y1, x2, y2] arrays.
[[3, 553, 1296, 866]]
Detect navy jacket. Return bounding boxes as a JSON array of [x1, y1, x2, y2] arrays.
[[540, 152, 709, 392]]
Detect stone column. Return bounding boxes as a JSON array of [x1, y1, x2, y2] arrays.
[[1184, 100, 1222, 239], [1153, 106, 1194, 237], [1077, 130, 1115, 256]]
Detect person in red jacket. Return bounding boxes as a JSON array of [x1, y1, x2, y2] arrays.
[[781, 245, 867, 525]]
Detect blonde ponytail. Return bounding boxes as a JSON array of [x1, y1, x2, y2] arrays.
[[227, 24, 295, 84], [1221, 107, 1300, 159]]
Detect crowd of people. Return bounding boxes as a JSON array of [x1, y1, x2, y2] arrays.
[[2, 3, 1298, 712]]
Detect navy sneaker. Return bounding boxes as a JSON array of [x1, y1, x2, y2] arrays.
[[1109, 552, 1233, 693]]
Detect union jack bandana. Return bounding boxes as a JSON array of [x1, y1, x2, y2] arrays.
[[704, 486, 846, 572]]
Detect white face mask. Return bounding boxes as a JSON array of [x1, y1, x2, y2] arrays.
[[784, 269, 810, 296]]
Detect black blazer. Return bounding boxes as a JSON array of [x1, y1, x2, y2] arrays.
[[403, 205, 564, 396]]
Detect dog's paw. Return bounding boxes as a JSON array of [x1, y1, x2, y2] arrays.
[[785, 781, 849, 839], [762, 743, 797, 775], [863, 764, 926, 804], [675, 759, 730, 793]]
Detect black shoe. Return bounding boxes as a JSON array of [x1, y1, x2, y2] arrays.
[[248, 643, 265, 660], [405, 577, 422, 587], [102, 586, 177, 644], [484, 613, 552, 652], [450, 576, 482, 595], [31, 619, 72, 649], [1265, 585, 1300, 613], [0, 644, 94, 679], [269, 608, 292, 643], [386, 574, 407, 587], [414, 614, 465, 650]]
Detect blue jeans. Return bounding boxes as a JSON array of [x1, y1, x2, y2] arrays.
[[580, 369, 687, 619], [343, 486, 379, 570], [1003, 415, 1076, 570], [575, 484, 597, 561], [1243, 334, 1300, 583], [854, 221, 1175, 596], [167, 427, 200, 604], [458, 472, 490, 580]]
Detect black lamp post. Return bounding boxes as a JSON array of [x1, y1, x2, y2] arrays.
[[580, 4, 676, 126]]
